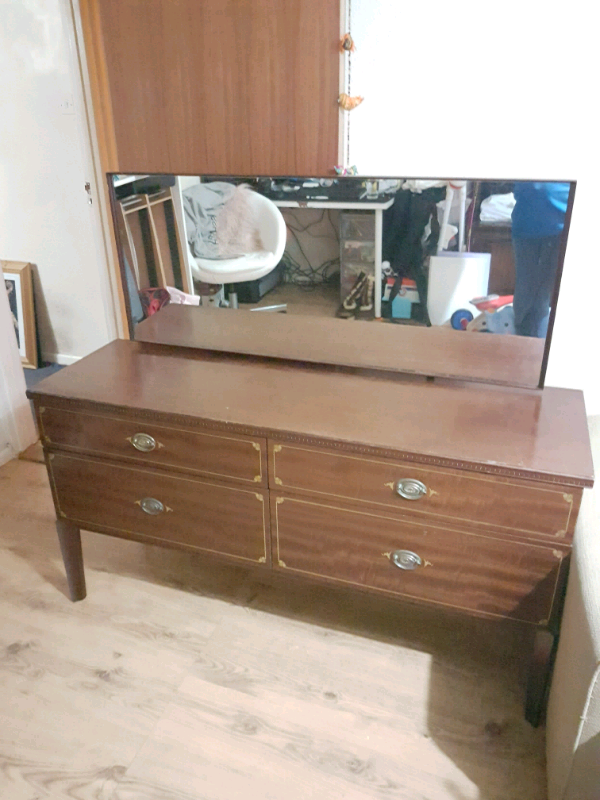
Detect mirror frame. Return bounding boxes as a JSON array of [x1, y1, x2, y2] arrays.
[[107, 173, 576, 390]]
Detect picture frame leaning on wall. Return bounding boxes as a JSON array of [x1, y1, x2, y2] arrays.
[[1, 261, 38, 369]]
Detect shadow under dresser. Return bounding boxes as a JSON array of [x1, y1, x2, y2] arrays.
[[27, 337, 594, 726]]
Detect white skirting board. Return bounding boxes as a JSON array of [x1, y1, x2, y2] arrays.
[[0, 444, 15, 468], [41, 353, 81, 366]]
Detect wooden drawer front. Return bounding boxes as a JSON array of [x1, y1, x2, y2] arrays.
[[49, 454, 268, 564], [40, 407, 265, 485], [270, 443, 577, 540], [272, 495, 566, 624]]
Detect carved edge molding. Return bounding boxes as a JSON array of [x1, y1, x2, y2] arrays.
[[31, 396, 591, 488]]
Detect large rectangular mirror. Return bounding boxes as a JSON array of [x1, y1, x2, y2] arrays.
[[109, 174, 574, 388]]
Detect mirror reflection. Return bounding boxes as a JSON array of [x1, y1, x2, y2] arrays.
[[111, 174, 573, 349]]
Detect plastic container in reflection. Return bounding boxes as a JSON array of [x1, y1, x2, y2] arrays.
[[427, 252, 491, 326]]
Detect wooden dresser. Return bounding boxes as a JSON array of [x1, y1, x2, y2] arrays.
[[27, 336, 593, 725]]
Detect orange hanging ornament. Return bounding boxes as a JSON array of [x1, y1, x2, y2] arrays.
[[339, 33, 356, 53], [338, 93, 363, 111]]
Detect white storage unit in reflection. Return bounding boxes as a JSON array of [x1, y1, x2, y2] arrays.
[[340, 212, 376, 304], [427, 252, 491, 326]]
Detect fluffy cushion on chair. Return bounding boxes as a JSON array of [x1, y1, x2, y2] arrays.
[[546, 414, 600, 800], [216, 184, 264, 258], [183, 182, 264, 260]]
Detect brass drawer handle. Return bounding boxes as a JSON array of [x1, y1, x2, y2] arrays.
[[395, 478, 427, 500], [128, 433, 158, 452], [391, 549, 422, 570], [137, 497, 166, 515]]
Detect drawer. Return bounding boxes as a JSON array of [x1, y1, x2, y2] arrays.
[[49, 454, 268, 564], [272, 494, 567, 624], [270, 443, 579, 541], [39, 406, 266, 485]]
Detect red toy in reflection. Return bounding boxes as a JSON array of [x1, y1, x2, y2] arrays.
[[470, 294, 514, 312]]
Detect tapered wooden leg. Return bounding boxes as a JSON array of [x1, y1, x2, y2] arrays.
[[525, 628, 557, 727], [55, 519, 87, 601]]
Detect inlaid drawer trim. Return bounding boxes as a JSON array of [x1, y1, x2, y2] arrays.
[[273, 495, 566, 625], [271, 443, 575, 540], [47, 453, 268, 564], [39, 407, 264, 484], [33, 395, 593, 487]]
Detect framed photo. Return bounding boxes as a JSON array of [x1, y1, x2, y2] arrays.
[[2, 261, 38, 369]]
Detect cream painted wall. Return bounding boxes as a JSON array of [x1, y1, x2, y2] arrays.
[[349, 0, 600, 413], [0, 0, 115, 364]]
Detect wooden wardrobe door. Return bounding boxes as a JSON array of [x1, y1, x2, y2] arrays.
[[82, 0, 341, 176]]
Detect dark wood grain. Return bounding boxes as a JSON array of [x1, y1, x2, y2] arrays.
[[56, 519, 86, 601], [40, 406, 266, 485], [269, 443, 582, 542], [272, 494, 568, 624], [470, 225, 515, 295], [135, 305, 547, 389], [525, 628, 556, 726], [78, 0, 119, 171], [49, 454, 269, 565], [27, 339, 594, 487], [83, 0, 340, 175]]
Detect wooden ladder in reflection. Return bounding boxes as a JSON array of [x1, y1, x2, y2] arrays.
[[116, 188, 192, 294]]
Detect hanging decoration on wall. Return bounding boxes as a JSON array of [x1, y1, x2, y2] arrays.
[[336, 0, 361, 170], [334, 165, 358, 176], [339, 33, 356, 53], [338, 92, 363, 111]]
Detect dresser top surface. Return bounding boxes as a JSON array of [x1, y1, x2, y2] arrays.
[[28, 339, 594, 486]]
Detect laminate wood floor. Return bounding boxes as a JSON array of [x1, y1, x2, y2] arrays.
[[0, 457, 546, 800], [246, 283, 340, 317]]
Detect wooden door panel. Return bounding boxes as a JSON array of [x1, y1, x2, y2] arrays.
[[88, 0, 340, 175]]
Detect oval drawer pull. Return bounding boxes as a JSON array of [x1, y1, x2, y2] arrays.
[[395, 478, 427, 500], [391, 549, 422, 570], [138, 497, 166, 515], [128, 433, 158, 452]]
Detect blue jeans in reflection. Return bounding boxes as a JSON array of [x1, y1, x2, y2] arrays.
[[512, 235, 560, 338]]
